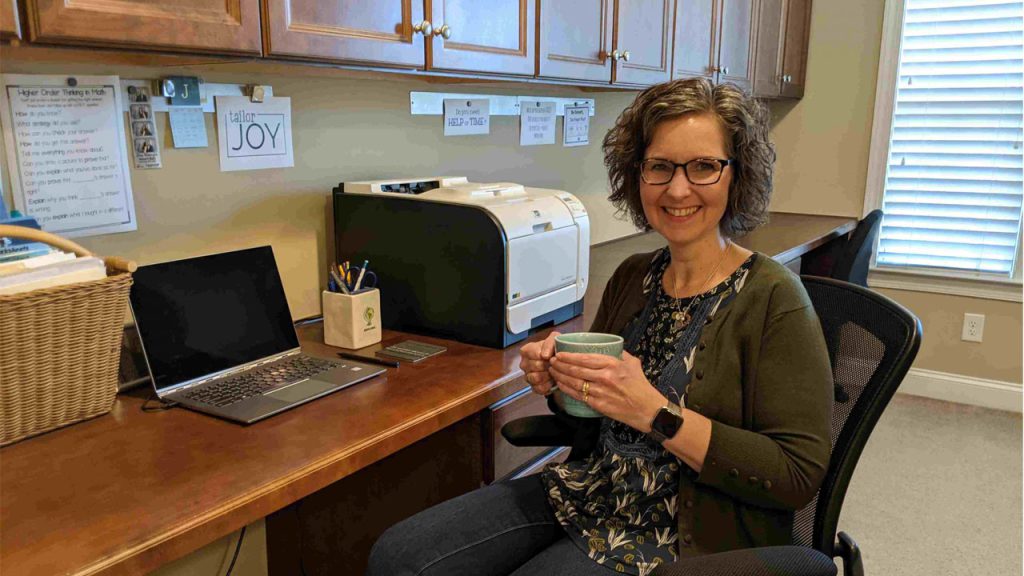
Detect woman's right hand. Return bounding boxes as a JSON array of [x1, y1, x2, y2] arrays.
[[519, 331, 560, 396]]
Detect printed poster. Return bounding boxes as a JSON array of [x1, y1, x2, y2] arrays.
[[216, 96, 294, 172], [0, 74, 137, 237]]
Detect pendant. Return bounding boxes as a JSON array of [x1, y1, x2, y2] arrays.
[[671, 309, 691, 331]]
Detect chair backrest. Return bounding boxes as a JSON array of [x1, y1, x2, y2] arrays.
[[791, 276, 922, 556], [830, 209, 883, 287]]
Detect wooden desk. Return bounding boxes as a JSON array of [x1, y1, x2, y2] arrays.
[[736, 212, 856, 263], [0, 211, 854, 576]]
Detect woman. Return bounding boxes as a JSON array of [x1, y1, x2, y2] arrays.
[[366, 78, 833, 576]]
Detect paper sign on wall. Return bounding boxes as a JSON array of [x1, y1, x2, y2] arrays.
[[0, 74, 137, 238], [563, 104, 590, 147], [169, 108, 208, 148], [519, 101, 556, 146], [216, 96, 294, 172], [444, 99, 490, 136]]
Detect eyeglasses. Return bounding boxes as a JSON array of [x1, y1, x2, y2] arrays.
[[639, 157, 735, 186]]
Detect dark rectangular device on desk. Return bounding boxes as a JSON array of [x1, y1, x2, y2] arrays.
[[334, 177, 590, 348], [128, 246, 385, 424]]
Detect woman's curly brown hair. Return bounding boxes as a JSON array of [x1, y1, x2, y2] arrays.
[[602, 78, 775, 238]]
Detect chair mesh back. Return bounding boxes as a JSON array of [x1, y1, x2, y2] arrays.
[[791, 277, 921, 554]]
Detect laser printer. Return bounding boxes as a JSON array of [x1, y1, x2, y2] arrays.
[[333, 177, 590, 348]]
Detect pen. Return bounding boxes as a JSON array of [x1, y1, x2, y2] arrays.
[[353, 259, 369, 291], [329, 267, 350, 294], [337, 351, 399, 368]]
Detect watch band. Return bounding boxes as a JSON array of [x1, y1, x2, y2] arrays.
[[647, 402, 683, 444]]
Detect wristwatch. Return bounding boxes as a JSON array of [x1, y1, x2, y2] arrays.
[[648, 403, 683, 444]]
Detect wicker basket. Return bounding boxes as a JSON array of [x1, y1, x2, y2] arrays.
[[0, 225, 136, 446]]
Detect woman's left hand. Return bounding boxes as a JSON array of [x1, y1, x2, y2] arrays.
[[549, 351, 667, 433]]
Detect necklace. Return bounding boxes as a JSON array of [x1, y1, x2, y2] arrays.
[[668, 241, 732, 331]]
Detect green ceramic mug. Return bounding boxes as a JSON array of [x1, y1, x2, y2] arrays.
[[552, 332, 624, 418]]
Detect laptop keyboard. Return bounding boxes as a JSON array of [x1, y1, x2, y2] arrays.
[[183, 356, 337, 408]]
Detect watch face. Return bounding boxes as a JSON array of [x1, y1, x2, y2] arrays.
[[652, 406, 682, 439]]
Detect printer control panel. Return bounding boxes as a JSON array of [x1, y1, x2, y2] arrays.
[[556, 193, 588, 218]]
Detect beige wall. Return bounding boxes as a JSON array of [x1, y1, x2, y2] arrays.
[[768, 1, 886, 218], [875, 289, 1023, 384], [0, 52, 640, 320]]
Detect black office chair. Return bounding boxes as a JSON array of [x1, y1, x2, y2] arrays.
[[502, 275, 922, 576], [800, 210, 883, 287]]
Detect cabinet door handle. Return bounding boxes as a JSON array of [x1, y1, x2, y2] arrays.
[[611, 49, 621, 61], [721, 66, 729, 75], [433, 24, 452, 39], [621, 50, 631, 62], [412, 20, 432, 36], [785, 74, 793, 83]]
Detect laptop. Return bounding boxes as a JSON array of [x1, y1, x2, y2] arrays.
[[129, 246, 385, 424]]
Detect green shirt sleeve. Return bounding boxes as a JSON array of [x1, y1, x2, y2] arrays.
[[696, 303, 834, 511]]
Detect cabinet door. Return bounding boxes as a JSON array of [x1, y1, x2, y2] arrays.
[[672, 0, 716, 80], [779, 0, 810, 98], [613, 0, 673, 86], [717, 0, 756, 90], [538, 0, 613, 82], [1, 0, 20, 39], [429, 0, 536, 76], [24, 0, 261, 54], [751, 0, 783, 96], [264, 1, 426, 67]]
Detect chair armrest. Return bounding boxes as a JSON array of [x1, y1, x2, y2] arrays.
[[500, 415, 577, 448], [835, 532, 864, 576], [651, 546, 837, 576]]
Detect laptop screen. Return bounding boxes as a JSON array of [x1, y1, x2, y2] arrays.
[[130, 246, 300, 393]]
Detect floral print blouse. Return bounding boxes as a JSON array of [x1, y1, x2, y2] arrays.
[[542, 249, 756, 575]]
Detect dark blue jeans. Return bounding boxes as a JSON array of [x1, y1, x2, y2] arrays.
[[366, 474, 617, 576]]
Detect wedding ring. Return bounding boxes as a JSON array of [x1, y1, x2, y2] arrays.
[[582, 380, 591, 403]]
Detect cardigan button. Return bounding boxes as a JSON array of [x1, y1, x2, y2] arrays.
[[698, 341, 707, 351], [763, 480, 773, 490], [695, 370, 704, 380], [683, 533, 693, 544], [729, 468, 739, 477], [748, 476, 759, 484], [685, 499, 694, 508]]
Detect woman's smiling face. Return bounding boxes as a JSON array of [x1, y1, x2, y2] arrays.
[[640, 113, 733, 250]]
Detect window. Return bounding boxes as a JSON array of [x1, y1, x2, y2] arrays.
[[867, 0, 1023, 280]]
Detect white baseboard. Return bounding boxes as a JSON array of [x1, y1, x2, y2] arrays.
[[897, 368, 1022, 413]]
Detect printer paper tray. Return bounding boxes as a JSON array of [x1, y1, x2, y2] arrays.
[[506, 284, 579, 334]]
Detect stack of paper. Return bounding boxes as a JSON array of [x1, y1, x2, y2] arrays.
[[0, 256, 106, 296], [0, 251, 76, 276]]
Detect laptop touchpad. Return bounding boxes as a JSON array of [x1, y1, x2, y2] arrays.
[[264, 379, 336, 403]]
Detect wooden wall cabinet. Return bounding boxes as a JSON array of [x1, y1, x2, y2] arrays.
[[538, 0, 672, 87], [671, 0, 716, 81], [429, 0, 536, 75], [1, 0, 20, 40], [672, 0, 758, 91], [263, 0, 427, 68], [264, 0, 536, 76], [752, 0, 811, 98], [612, 0, 674, 86], [21, 0, 261, 54], [538, 0, 614, 82]]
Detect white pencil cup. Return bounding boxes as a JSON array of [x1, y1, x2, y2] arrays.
[[323, 288, 382, 349]]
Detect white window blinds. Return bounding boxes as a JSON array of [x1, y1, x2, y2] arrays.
[[879, 0, 1023, 275]]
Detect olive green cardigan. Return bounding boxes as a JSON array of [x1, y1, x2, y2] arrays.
[[588, 251, 833, 557]]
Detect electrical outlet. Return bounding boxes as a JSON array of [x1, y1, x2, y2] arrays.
[[962, 313, 985, 343]]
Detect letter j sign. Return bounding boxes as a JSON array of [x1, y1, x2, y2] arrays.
[[216, 95, 295, 172]]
